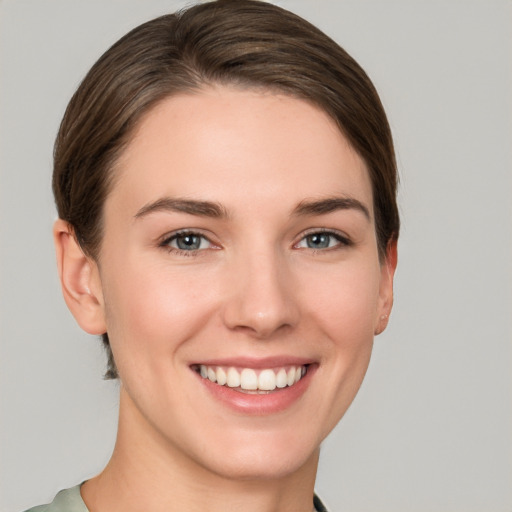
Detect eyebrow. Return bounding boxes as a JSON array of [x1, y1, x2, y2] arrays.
[[293, 196, 371, 220], [134, 197, 228, 220], [134, 195, 370, 222]]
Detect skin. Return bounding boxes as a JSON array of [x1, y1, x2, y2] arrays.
[[55, 86, 397, 512]]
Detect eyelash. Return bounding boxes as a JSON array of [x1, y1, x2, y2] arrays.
[[159, 229, 352, 257]]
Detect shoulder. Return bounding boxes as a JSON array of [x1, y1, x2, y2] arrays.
[[22, 485, 88, 512]]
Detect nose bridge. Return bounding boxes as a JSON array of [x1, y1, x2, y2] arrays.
[[222, 242, 298, 338]]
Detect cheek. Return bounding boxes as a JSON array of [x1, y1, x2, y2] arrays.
[[290, 259, 381, 438], [304, 259, 379, 382], [299, 258, 381, 341], [101, 260, 218, 367]]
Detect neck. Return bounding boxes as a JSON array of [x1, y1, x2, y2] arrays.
[[82, 387, 319, 512]]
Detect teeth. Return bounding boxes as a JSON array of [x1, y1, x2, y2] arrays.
[[240, 368, 258, 390], [276, 368, 288, 388], [258, 369, 276, 391], [216, 367, 227, 386], [198, 364, 307, 391], [227, 367, 240, 388]]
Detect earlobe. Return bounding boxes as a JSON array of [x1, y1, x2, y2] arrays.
[[375, 239, 398, 335], [54, 219, 107, 335]]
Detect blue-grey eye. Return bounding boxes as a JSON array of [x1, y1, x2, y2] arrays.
[[296, 232, 346, 250], [306, 233, 331, 249], [169, 233, 210, 251]]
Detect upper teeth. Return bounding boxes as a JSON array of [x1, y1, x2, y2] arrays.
[[199, 365, 306, 391]]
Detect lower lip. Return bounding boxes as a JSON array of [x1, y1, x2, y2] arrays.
[[195, 365, 316, 415]]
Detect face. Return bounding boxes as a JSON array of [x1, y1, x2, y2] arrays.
[[87, 87, 395, 480]]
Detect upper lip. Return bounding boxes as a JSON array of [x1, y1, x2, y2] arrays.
[[191, 355, 315, 369]]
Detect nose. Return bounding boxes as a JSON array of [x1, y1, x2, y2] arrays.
[[221, 249, 300, 339]]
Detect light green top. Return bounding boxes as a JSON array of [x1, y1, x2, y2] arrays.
[[24, 485, 88, 512], [24, 484, 328, 512]]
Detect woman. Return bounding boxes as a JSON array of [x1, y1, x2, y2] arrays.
[[26, 1, 398, 510]]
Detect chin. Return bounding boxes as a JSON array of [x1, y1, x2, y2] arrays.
[[189, 427, 321, 481]]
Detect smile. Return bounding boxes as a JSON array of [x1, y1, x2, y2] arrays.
[[195, 364, 308, 393]]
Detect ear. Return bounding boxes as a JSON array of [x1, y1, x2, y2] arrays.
[[54, 219, 107, 335], [374, 239, 398, 335]]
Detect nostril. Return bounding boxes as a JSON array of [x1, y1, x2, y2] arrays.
[[229, 321, 294, 340]]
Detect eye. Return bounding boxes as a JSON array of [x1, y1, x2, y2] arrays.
[[295, 230, 350, 250], [161, 231, 214, 253]]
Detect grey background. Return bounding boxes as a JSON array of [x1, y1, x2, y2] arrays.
[[1, 1, 511, 511]]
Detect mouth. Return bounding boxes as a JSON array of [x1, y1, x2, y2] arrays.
[[192, 364, 308, 394]]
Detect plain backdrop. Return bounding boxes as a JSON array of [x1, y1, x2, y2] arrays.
[[1, 1, 511, 511]]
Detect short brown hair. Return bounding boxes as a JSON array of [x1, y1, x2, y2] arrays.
[[53, 0, 399, 379]]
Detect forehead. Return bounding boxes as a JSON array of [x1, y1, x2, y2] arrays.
[[110, 86, 373, 218]]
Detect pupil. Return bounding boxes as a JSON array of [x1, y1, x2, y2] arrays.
[[308, 234, 329, 248], [177, 235, 200, 250]]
